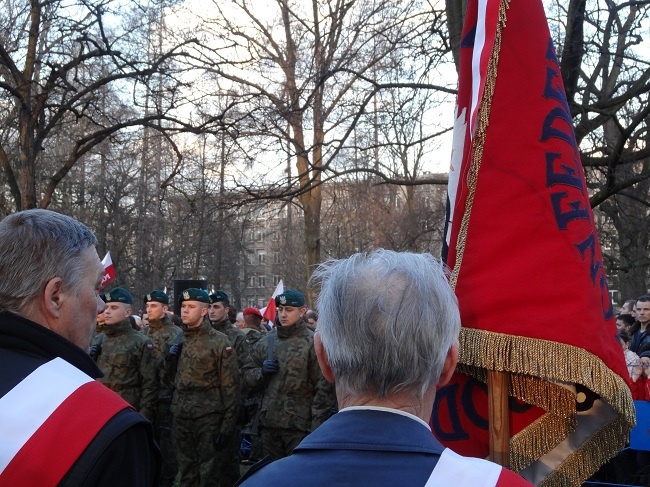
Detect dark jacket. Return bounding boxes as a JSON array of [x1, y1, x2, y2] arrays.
[[0, 311, 161, 486], [236, 409, 529, 487]]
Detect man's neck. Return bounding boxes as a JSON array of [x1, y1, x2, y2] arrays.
[[336, 388, 436, 424]]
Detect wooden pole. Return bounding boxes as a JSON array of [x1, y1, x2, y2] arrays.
[[488, 370, 510, 468]]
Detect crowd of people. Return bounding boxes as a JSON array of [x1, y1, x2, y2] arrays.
[[90, 284, 336, 487], [0, 209, 537, 487], [616, 295, 650, 399]]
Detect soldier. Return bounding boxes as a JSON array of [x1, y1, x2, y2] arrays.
[[91, 287, 157, 421], [240, 307, 266, 463], [241, 307, 265, 346], [144, 289, 182, 487], [166, 288, 240, 487], [209, 290, 250, 370], [208, 290, 248, 485], [243, 290, 336, 460]]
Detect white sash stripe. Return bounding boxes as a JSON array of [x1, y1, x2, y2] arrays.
[[426, 448, 502, 487], [0, 358, 93, 474]]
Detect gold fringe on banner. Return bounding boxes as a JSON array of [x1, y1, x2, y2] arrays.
[[458, 327, 636, 485]]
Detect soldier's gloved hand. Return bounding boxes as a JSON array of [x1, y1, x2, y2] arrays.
[[165, 344, 180, 361], [261, 359, 280, 376], [213, 432, 230, 450]]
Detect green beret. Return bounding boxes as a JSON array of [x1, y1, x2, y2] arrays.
[[275, 290, 305, 307], [180, 288, 210, 304], [102, 287, 133, 304], [145, 290, 169, 305], [209, 290, 229, 305]]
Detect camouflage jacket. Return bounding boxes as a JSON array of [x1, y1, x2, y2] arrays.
[[92, 318, 158, 420], [211, 318, 250, 371], [168, 319, 240, 435], [242, 327, 264, 347], [145, 315, 182, 400], [243, 319, 336, 432]]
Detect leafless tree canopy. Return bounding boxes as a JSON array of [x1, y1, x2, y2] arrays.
[[0, 0, 647, 304]]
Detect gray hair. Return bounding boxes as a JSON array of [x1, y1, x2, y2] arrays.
[[310, 249, 460, 400], [0, 209, 97, 313]]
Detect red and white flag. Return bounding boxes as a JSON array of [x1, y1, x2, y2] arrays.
[[101, 252, 116, 287], [433, 0, 634, 485], [261, 280, 284, 323]]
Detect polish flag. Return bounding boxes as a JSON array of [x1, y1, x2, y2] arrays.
[[101, 252, 116, 286], [261, 280, 284, 323]]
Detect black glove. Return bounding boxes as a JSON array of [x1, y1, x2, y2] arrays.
[[261, 359, 280, 376], [213, 432, 230, 450], [166, 344, 181, 361], [89, 344, 100, 360]]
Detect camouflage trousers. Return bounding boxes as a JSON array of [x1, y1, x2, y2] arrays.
[[172, 413, 231, 487], [260, 426, 308, 460], [154, 401, 178, 487]]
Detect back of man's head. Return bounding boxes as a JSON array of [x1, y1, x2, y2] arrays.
[[311, 249, 460, 401], [0, 209, 96, 314]]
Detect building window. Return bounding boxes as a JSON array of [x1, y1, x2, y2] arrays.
[[256, 231, 263, 242], [247, 252, 255, 265], [274, 251, 280, 264], [258, 275, 266, 288], [248, 276, 256, 288], [273, 275, 281, 286], [258, 297, 267, 307], [258, 251, 266, 264]]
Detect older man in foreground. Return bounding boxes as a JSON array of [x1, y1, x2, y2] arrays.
[[237, 250, 532, 487], [0, 210, 160, 486]]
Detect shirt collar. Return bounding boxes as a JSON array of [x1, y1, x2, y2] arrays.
[[338, 405, 431, 431]]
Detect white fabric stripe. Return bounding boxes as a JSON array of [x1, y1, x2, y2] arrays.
[[426, 448, 502, 487], [0, 358, 93, 474], [470, 0, 489, 140]]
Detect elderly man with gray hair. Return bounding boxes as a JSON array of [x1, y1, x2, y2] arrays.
[[0, 209, 160, 486], [237, 250, 532, 487]]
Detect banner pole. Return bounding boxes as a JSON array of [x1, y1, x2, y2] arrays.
[[488, 370, 510, 468]]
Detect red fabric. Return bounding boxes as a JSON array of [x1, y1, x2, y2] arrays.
[[496, 467, 534, 486], [262, 298, 277, 323], [0, 381, 130, 486], [435, 0, 630, 466], [101, 252, 116, 286]]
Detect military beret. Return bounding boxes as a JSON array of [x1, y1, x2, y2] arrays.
[[144, 290, 169, 305], [102, 287, 133, 304], [275, 290, 305, 307], [209, 290, 229, 305], [180, 288, 210, 304], [243, 307, 262, 318]]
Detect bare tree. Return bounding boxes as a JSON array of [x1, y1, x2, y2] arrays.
[[0, 0, 194, 210], [183, 0, 452, 302]]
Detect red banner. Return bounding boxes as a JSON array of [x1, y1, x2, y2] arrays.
[[434, 0, 634, 485]]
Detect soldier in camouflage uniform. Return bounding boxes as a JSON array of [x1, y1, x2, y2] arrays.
[[91, 287, 157, 421], [243, 290, 336, 460], [241, 307, 266, 346], [209, 290, 250, 370], [144, 289, 182, 487], [208, 290, 248, 485], [165, 288, 240, 487], [240, 307, 267, 462]]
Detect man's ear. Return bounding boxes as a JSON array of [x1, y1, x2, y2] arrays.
[[43, 277, 64, 319], [314, 332, 335, 383], [437, 342, 459, 387]]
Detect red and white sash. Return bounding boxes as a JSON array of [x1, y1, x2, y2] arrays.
[[0, 357, 130, 486]]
